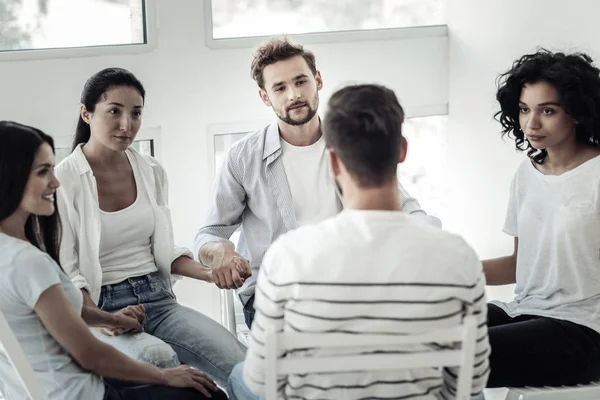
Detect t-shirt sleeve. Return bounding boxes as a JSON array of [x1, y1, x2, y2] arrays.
[[503, 170, 519, 237], [8, 248, 63, 309]]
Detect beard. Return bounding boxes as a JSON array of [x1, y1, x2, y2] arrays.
[[275, 96, 319, 126]]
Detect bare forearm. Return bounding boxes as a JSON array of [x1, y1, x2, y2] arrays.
[[199, 241, 235, 268], [80, 289, 117, 328], [482, 256, 517, 285], [171, 256, 212, 282], [87, 342, 166, 385]]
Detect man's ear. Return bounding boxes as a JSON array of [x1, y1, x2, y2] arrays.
[[259, 89, 271, 107], [398, 137, 408, 164], [328, 147, 341, 177], [315, 70, 323, 91], [80, 104, 92, 124]]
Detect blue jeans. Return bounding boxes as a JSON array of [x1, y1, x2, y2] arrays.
[[95, 272, 246, 387], [227, 363, 262, 400], [243, 295, 256, 329]]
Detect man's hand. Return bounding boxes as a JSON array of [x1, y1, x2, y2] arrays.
[[99, 305, 145, 336], [212, 248, 251, 289]]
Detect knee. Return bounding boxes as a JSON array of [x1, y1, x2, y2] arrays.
[[138, 342, 179, 368], [227, 362, 245, 396]]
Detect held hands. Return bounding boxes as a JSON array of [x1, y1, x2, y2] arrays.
[[161, 365, 218, 397], [100, 305, 145, 336], [211, 248, 252, 289]]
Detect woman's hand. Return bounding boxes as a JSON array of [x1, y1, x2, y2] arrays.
[[171, 256, 218, 284], [160, 365, 218, 397], [99, 305, 145, 336]]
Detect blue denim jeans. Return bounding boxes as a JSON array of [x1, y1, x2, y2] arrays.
[[227, 363, 262, 400], [95, 272, 246, 387], [243, 295, 256, 329]]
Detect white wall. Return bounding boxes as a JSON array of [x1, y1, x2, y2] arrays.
[[446, 0, 600, 301], [0, 0, 448, 320]]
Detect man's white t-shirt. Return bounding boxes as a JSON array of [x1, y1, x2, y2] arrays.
[[243, 210, 490, 399], [0, 233, 105, 400], [280, 135, 341, 226], [492, 156, 600, 333]]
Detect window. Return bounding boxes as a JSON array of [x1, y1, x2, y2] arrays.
[[208, 0, 446, 40], [0, 0, 147, 53], [399, 115, 447, 218], [54, 139, 154, 164]]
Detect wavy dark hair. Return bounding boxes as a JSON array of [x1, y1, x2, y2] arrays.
[[0, 121, 62, 265], [495, 49, 600, 164], [251, 37, 317, 90], [73, 67, 146, 151]]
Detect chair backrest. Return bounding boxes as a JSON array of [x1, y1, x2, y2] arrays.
[[0, 308, 48, 400], [266, 315, 478, 400]]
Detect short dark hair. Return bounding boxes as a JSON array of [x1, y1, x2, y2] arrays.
[[495, 49, 600, 164], [0, 121, 62, 265], [73, 67, 146, 151], [323, 84, 405, 188], [251, 37, 317, 90]]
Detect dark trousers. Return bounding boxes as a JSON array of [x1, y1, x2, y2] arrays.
[[487, 303, 600, 388], [243, 294, 256, 329], [103, 378, 228, 400]]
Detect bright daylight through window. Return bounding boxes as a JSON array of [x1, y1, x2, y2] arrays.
[[0, 0, 145, 52], [210, 0, 446, 39]]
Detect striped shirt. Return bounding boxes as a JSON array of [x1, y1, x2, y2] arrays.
[[195, 121, 442, 305], [243, 210, 489, 399]]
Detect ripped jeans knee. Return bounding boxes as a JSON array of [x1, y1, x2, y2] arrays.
[[138, 341, 179, 368], [90, 329, 180, 368]]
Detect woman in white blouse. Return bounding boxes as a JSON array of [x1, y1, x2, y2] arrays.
[[55, 68, 245, 387]]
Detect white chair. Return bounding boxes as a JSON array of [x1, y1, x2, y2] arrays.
[[265, 316, 479, 400], [505, 382, 600, 400], [0, 309, 47, 400], [220, 289, 237, 336]]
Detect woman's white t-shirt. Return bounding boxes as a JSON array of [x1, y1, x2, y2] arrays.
[[492, 155, 600, 333], [0, 233, 105, 400]]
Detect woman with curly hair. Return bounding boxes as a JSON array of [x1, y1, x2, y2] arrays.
[[483, 49, 600, 388]]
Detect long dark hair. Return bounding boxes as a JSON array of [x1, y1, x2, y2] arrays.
[[73, 67, 146, 151], [0, 121, 62, 265], [495, 49, 600, 164]]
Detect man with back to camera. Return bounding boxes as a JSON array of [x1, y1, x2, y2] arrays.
[[195, 38, 441, 329], [226, 83, 489, 399]]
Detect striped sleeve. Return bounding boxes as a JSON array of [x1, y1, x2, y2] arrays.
[[242, 242, 288, 395], [194, 145, 245, 256]]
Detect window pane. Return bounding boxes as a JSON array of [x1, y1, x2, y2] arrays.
[[54, 139, 154, 164], [0, 0, 145, 52], [131, 139, 153, 156], [398, 115, 447, 218], [214, 132, 250, 174], [211, 0, 445, 39]]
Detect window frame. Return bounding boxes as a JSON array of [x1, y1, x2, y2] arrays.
[[203, 0, 447, 50], [0, 0, 158, 62]]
